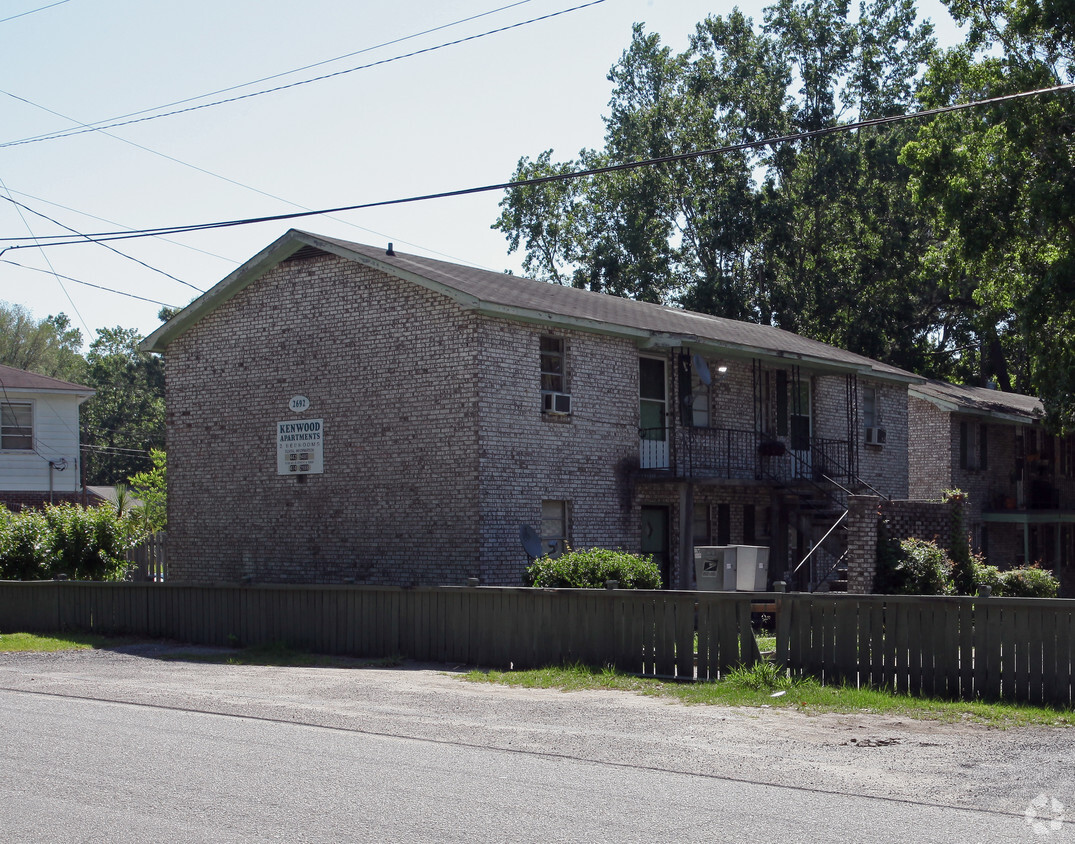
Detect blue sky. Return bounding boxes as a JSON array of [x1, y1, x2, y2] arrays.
[[0, 0, 965, 347]]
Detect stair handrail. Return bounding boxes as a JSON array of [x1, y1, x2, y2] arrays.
[[791, 509, 848, 576]]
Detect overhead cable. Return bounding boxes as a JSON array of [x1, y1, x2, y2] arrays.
[[0, 0, 607, 148], [0, 194, 204, 291], [4, 81, 1071, 251], [0, 260, 178, 307], [2, 0, 535, 140], [0, 0, 72, 25]]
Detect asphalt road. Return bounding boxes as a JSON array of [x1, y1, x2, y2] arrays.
[[0, 646, 1072, 843]]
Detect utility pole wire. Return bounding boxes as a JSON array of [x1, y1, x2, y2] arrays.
[[0, 0, 607, 149], [5, 81, 1073, 251]]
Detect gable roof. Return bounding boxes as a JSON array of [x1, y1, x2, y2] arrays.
[[142, 229, 920, 383], [0, 363, 93, 398], [910, 378, 1043, 423]]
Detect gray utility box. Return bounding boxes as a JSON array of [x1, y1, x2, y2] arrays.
[[694, 545, 770, 592]]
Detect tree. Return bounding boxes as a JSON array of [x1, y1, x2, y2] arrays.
[[0, 303, 86, 382], [900, 0, 1075, 427], [494, 2, 944, 373], [127, 448, 166, 532], [81, 327, 164, 485]]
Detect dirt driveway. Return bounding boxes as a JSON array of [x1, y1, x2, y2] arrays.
[[1, 645, 1072, 834]]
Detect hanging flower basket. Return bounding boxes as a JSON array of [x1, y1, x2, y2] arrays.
[[758, 440, 786, 457]]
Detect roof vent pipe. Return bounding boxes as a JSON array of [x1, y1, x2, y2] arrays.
[[386, 243, 395, 256]]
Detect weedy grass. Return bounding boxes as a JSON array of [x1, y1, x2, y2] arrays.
[[0, 632, 400, 668], [463, 662, 1075, 728], [0, 631, 116, 652]]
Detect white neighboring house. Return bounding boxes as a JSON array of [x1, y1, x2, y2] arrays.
[[0, 363, 94, 508]]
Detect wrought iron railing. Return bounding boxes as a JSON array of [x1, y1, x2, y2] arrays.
[[638, 425, 854, 486]]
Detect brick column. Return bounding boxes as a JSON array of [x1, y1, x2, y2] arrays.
[[845, 494, 881, 594]]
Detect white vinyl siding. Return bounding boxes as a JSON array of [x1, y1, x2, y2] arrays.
[[0, 392, 83, 492]]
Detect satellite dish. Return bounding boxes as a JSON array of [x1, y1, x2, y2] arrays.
[[692, 354, 712, 386], [520, 524, 544, 559]]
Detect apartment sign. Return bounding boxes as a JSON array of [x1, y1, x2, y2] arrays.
[[277, 418, 324, 475]]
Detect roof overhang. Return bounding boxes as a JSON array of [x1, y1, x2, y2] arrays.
[[1, 385, 95, 404], [908, 387, 1041, 425], [139, 229, 921, 385]]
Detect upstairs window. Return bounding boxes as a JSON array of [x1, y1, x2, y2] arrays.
[[1, 402, 32, 450], [862, 387, 877, 428], [959, 421, 988, 470], [691, 368, 710, 428], [540, 336, 566, 394]]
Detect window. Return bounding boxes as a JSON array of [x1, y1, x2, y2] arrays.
[[692, 503, 710, 546], [691, 368, 710, 428], [540, 500, 568, 557], [540, 336, 566, 394], [1, 402, 32, 450], [959, 421, 987, 471], [862, 387, 877, 428]]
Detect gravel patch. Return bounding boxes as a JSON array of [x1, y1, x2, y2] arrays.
[[1, 647, 1072, 822]]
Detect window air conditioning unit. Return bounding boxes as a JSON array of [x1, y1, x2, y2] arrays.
[[542, 392, 572, 415], [865, 427, 887, 446]]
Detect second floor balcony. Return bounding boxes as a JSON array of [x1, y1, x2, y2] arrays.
[[639, 425, 853, 486]]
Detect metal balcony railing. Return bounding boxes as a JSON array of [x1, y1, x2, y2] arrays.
[[637, 426, 853, 485]]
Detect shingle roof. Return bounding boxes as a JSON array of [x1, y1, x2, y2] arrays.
[[910, 378, 1043, 422], [0, 363, 92, 394], [142, 229, 921, 383]]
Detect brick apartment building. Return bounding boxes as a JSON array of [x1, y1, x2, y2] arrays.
[[142, 229, 927, 589], [909, 379, 1075, 593]]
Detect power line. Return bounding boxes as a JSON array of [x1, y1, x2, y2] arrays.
[[1, 187, 236, 265], [0, 0, 608, 149], [3, 0, 536, 143], [0, 178, 91, 336], [0, 259, 178, 307], [5, 82, 1072, 251], [0, 0, 72, 25], [2, 94, 500, 271], [0, 194, 204, 292]]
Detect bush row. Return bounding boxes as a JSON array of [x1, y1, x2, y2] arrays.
[[0, 504, 144, 581], [878, 537, 1059, 598]]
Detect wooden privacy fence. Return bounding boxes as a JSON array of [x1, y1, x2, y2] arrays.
[[126, 532, 167, 582], [0, 583, 1072, 706], [777, 593, 1075, 707], [0, 582, 758, 679]]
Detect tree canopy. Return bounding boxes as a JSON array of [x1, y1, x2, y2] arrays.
[[494, 0, 1075, 428], [0, 303, 86, 382]]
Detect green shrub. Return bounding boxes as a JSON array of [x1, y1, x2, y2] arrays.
[[889, 538, 954, 595], [996, 565, 1059, 598], [525, 547, 662, 589], [0, 509, 55, 580], [0, 504, 143, 581]]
